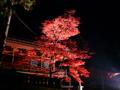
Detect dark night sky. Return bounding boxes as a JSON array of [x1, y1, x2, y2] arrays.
[[1, 0, 120, 71]]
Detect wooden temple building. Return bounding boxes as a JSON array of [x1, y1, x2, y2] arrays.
[[1, 37, 77, 90]]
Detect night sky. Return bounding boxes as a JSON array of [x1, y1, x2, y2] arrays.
[[1, 0, 120, 72]]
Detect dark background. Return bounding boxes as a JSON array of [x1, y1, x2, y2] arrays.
[[0, 0, 120, 89], [7, 0, 120, 70]]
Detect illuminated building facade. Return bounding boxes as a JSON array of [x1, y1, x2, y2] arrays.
[[2, 38, 65, 78]]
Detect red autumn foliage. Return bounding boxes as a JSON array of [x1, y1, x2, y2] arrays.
[[42, 10, 80, 41], [14, 10, 92, 84]]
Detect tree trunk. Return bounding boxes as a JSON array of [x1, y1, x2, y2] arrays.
[[0, 9, 12, 64], [4, 9, 12, 46]]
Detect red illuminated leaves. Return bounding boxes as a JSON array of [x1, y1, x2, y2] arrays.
[[60, 59, 89, 83], [62, 77, 71, 82], [14, 10, 92, 84], [77, 66, 90, 78], [38, 9, 91, 83], [35, 35, 91, 83], [60, 60, 85, 67], [69, 68, 82, 83], [42, 12, 80, 40], [27, 50, 36, 57]]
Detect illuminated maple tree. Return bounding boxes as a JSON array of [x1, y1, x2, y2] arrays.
[[37, 10, 91, 84], [14, 10, 92, 85]]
